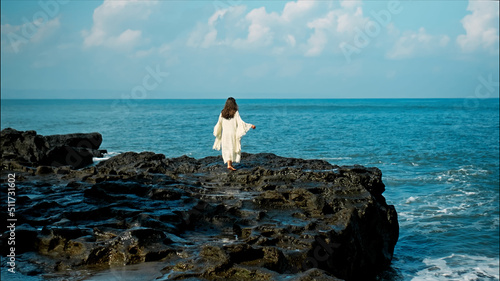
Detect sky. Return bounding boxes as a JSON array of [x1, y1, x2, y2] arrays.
[[0, 0, 499, 99]]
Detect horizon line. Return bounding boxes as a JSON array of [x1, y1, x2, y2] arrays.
[[2, 97, 499, 100]]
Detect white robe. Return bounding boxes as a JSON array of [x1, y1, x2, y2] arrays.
[[213, 111, 253, 164]]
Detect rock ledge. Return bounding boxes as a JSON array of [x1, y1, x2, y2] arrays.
[[1, 130, 398, 281]]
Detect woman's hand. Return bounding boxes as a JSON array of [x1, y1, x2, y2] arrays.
[[251, 125, 256, 129]]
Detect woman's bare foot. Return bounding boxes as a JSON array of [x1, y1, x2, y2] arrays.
[[227, 161, 236, 171]]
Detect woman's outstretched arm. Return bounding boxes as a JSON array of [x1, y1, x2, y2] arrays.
[[235, 111, 254, 139]]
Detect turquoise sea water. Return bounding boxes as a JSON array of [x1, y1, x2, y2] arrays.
[[1, 98, 499, 280]]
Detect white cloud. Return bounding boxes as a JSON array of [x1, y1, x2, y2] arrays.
[[187, 6, 246, 48], [248, 23, 272, 44], [305, 5, 369, 57], [82, 0, 157, 51], [305, 32, 327, 56], [305, 15, 330, 57], [201, 8, 229, 48], [106, 29, 143, 49], [336, 6, 365, 33], [457, 0, 499, 53], [187, 5, 278, 49], [132, 48, 154, 58], [1, 23, 21, 35], [281, 0, 317, 22], [186, 22, 209, 48], [187, 0, 496, 61], [286, 34, 296, 47], [128, 42, 179, 67], [340, 0, 362, 10], [1, 17, 61, 53], [387, 27, 450, 59], [31, 17, 60, 43], [187, 0, 374, 58], [232, 6, 279, 49], [304, 11, 336, 56]]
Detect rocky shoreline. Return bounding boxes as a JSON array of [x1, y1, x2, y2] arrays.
[[1, 129, 399, 281]]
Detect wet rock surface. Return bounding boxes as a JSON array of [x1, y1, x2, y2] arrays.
[[1, 130, 398, 281]]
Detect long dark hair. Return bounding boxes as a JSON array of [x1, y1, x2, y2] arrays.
[[221, 97, 238, 119]]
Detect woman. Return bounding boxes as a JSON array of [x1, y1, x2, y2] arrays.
[[213, 97, 256, 170]]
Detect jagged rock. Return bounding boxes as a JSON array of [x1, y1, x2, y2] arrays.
[[41, 145, 95, 168], [36, 165, 55, 175], [96, 151, 167, 175], [1, 128, 103, 169], [44, 132, 102, 150], [0, 132, 398, 281], [290, 268, 343, 281], [0, 128, 48, 164]]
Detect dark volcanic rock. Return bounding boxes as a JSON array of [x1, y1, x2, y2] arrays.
[[41, 145, 96, 168], [45, 132, 102, 150], [0, 135, 398, 280], [0, 128, 48, 164], [1, 128, 103, 169]]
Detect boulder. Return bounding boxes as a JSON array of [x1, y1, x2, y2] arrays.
[[0, 128, 49, 164], [44, 132, 102, 150], [1, 128, 103, 169]]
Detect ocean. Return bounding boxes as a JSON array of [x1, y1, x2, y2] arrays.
[[1, 98, 499, 280]]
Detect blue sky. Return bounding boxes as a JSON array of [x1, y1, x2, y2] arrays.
[[1, 0, 498, 99]]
